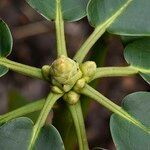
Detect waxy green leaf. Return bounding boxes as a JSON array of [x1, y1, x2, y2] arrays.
[[0, 20, 13, 77], [0, 20, 12, 57], [26, 0, 89, 22], [0, 117, 33, 150], [124, 39, 150, 84], [0, 65, 8, 77], [88, 0, 150, 36], [0, 117, 64, 150], [33, 124, 65, 150], [140, 73, 150, 85], [110, 92, 150, 150]]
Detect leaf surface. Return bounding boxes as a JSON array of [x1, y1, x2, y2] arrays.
[[0, 66, 8, 77], [124, 39, 150, 84], [0, 117, 33, 150], [34, 124, 64, 150], [110, 92, 150, 150], [0, 20, 12, 77], [27, 0, 89, 22], [0, 117, 64, 150]]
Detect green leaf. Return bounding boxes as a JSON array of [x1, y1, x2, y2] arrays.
[[88, 0, 150, 36], [124, 38, 150, 84], [34, 125, 65, 150], [121, 36, 143, 45], [26, 0, 89, 22], [0, 20, 13, 57], [110, 92, 150, 150], [0, 65, 8, 77], [140, 73, 150, 84], [0, 20, 13, 77], [0, 117, 64, 150], [0, 117, 33, 150]]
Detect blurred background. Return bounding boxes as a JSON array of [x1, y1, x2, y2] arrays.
[[0, 0, 149, 149]]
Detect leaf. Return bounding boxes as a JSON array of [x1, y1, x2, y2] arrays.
[[26, 0, 89, 22], [0, 20, 13, 77], [0, 117, 33, 150], [110, 92, 150, 150], [34, 125, 65, 150], [0, 117, 64, 150], [140, 73, 150, 85], [0, 65, 8, 77], [0, 20, 13, 57], [121, 36, 143, 45], [88, 0, 150, 36], [124, 38, 150, 84]]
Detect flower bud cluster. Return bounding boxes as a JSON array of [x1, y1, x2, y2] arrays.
[[42, 55, 96, 105]]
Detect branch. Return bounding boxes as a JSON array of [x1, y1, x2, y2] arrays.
[[0, 99, 45, 123], [68, 101, 89, 150], [73, 0, 132, 63], [91, 66, 138, 81], [29, 92, 63, 149], [0, 57, 44, 80], [55, 0, 67, 57], [73, 27, 105, 63], [81, 84, 149, 134]]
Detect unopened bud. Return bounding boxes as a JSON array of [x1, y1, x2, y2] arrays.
[[51, 86, 63, 94], [41, 65, 51, 81], [63, 91, 80, 105], [74, 78, 85, 92], [80, 61, 96, 82], [50, 55, 82, 91]]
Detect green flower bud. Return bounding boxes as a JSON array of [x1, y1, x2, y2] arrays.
[[63, 91, 80, 105], [61, 69, 82, 92], [51, 86, 63, 94], [50, 55, 82, 92], [52, 78, 63, 90], [74, 78, 85, 92], [41, 65, 51, 81], [63, 84, 71, 92], [80, 61, 97, 82]]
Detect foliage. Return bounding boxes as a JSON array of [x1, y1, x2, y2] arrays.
[[0, 0, 150, 150]]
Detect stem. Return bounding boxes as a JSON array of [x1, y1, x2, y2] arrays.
[[68, 101, 89, 150], [0, 99, 45, 123], [55, 0, 67, 57], [74, 0, 133, 63], [73, 27, 105, 63], [29, 92, 63, 150], [91, 66, 138, 81], [0, 57, 44, 80], [81, 84, 149, 134]]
